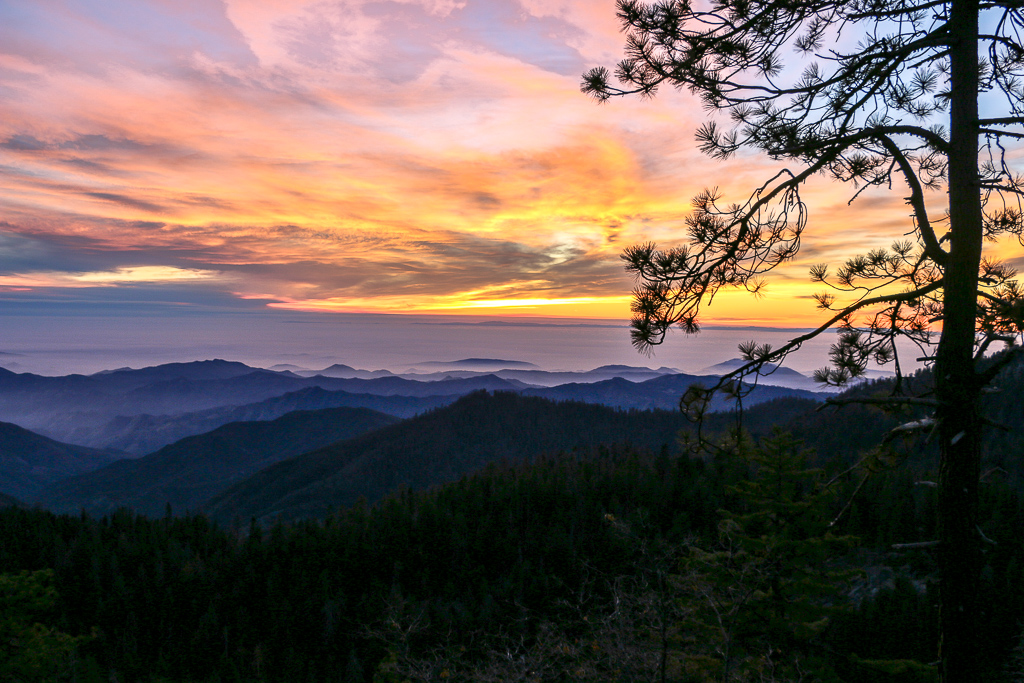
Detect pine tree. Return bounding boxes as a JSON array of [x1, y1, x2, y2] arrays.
[[583, 2, 1024, 679], [675, 431, 858, 681]]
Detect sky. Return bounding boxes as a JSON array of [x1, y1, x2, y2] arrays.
[[1, 0, 1022, 373]]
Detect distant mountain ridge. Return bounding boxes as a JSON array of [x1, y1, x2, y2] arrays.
[[407, 358, 541, 370], [0, 358, 827, 454], [522, 372, 822, 411], [0, 364, 527, 446], [77, 372, 821, 454], [0, 359, 827, 455], [81, 387, 457, 455], [11, 354, 1020, 534]]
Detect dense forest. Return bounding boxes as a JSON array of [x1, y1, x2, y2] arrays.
[[2, 362, 1024, 682], [3, 441, 1023, 682]]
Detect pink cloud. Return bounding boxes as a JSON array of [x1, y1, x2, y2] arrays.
[[2, 0, 1014, 330]]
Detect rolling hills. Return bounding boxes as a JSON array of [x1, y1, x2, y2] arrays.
[[0, 360, 525, 447], [0, 421, 124, 499], [71, 387, 459, 455], [36, 406, 400, 517], [203, 391, 694, 523], [0, 359, 826, 453]]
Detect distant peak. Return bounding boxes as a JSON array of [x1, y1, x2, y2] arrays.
[[92, 366, 135, 375], [410, 359, 540, 370], [699, 358, 809, 379]]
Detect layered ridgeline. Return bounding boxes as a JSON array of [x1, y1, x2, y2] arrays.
[[0, 360, 522, 451], [6, 355, 1022, 522], [19, 392, 816, 521], [201, 373, 1024, 525], [0, 359, 823, 455], [0, 358, 826, 509], [88, 388, 453, 456], [36, 407, 400, 518], [29, 392, 817, 522]]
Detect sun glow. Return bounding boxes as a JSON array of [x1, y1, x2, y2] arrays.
[[265, 293, 634, 315], [1, 0, 1021, 330]]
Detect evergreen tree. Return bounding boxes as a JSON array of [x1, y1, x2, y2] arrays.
[[674, 431, 859, 681], [0, 569, 94, 682], [583, 2, 1024, 679]]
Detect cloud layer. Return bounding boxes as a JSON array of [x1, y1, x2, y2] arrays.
[[2, 0, 1017, 326]]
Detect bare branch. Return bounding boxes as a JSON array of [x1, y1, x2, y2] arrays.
[[892, 540, 941, 550], [882, 418, 939, 444]]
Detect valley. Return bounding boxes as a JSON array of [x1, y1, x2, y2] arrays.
[[1, 355, 1022, 682]]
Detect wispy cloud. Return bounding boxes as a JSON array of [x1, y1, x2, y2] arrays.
[[2, 0, 1006, 328], [0, 265, 222, 290]]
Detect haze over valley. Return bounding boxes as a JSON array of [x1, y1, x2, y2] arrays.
[[3, 345, 1022, 682], [0, 352, 828, 506]]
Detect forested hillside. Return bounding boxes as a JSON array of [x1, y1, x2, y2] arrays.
[[0, 421, 124, 499], [2, 439, 1022, 682], [35, 407, 400, 517], [2, 358, 1022, 681], [203, 391, 693, 523], [88, 387, 455, 455]]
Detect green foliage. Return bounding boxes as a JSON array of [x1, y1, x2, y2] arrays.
[[0, 410, 1021, 681], [0, 569, 93, 682], [673, 431, 859, 681]]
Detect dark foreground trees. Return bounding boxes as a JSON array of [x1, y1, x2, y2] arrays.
[[583, 1, 1024, 680], [3, 401, 1024, 681]]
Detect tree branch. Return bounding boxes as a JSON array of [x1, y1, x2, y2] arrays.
[[876, 135, 948, 265], [714, 280, 944, 389], [978, 116, 1024, 126], [892, 541, 941, 550], [980, 128, 1024, 139], [977, 345, 1024, 385]]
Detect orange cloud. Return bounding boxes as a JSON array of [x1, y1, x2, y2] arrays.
[[1, 0, 1019, 333]]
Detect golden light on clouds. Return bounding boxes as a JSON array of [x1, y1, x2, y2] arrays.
[[267, 294, 633, 316], [0, 267, 223, 290], [0, 0, 1020, 333], [70, 266, 223, 284]]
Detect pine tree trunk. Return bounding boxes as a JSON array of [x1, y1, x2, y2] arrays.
[[936, 0, 983, 680]]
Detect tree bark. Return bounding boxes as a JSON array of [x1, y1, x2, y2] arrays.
[[935, 0, 983, 680]]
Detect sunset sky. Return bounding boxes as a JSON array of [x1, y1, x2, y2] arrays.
[[2, 0, 1022, 336]]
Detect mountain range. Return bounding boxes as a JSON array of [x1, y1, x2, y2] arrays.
[[0, 352, 1019, 527], [0, 357, 833, 516], [0, 359, 825, 454]]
